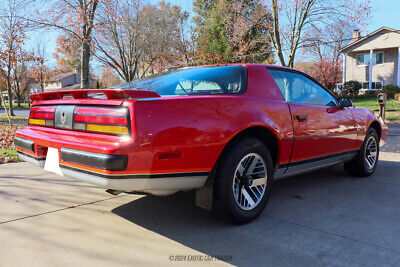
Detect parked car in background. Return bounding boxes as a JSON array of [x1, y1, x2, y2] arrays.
[[15, 64, 387, 223]]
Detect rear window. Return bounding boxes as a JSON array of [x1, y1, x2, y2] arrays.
[[116, 65, 247, 96]]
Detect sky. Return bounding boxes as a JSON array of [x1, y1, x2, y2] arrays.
[[26, 0, 400, 73], [367, 0, 400, 33], [156, 0, 400, 33]]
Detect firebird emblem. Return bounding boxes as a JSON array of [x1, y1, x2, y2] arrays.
[[61, 112, 67, 124]]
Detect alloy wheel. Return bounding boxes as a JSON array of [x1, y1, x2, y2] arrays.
[[365, 136, 378, 169], [232, 153, 268, 210]]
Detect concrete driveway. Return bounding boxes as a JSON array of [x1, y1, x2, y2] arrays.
[[0, 125, 399, 266]]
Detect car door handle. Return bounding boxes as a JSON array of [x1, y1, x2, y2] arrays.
[[294, 115, 308, 122]]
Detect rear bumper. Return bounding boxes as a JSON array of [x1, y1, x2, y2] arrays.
[[17, 151, 45, 168], [60, 164, 208, 195], [15, 135, 209, 195], [60, 148, 127, 171]]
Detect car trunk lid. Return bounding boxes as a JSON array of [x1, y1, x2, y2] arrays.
[[28, 89, 160, 136]]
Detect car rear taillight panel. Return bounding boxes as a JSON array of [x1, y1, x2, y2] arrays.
[[73, 106, 130, 135], [29, 106, 56, 126], [29, 105, 130, 136]]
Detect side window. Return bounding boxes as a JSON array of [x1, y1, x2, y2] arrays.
[[268, 69, 337, 106], [268, 69, 290, 100]]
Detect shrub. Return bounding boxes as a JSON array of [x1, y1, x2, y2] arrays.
[[365, 90, 376, 96], [343, 80, 362, 96], [382, 84, 400, 98]]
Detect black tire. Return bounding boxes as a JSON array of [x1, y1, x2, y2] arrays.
[[213, 137, 273, 224], [345, 128, 379, 177]]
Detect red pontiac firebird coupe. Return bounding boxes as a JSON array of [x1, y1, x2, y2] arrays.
[[15, 64, 387, 223]]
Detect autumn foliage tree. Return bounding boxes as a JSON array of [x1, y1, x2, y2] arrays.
[[193, 0, 274, 64], [0, 0, 35, 118], [98, 67, 121, 88], [33, 0, 99, 88], [308, 59, 342, 90], [12, 63, 32, 107], [93, 0, 189, 82], [264, 0, 372, 67], [31, 40, 50, 93], [53, 33, 81, 72], [300, 20, 356, 89]]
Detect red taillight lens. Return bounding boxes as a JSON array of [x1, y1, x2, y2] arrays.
[[74, 107, 127, 117], [31, 106, 57, 113], [30, 112, 55, 119], [29, 105, 56, 126], [73, 107, 129, 135], [74, 114, 127, 125]]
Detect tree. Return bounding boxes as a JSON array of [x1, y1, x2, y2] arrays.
[[98, 67, 121, 88], [301, 20, 356, 89], [93, 0, 189, 82], [11, 63, 30, 107], [53, 34, 81, 72], [31, 40, 50, 92], [265, 0, 371, 67], [309, 59, 342, 90], [0, 0, 33, 117], [193, 0, 274, 64], [294, 61, 315, 75], [0, 76, 12, 124], [194, 0, 232, 63], [33, 0, 99, 88]]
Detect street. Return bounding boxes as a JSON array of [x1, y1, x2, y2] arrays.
[[0, 125, 399, 266], [0, 109, 30, 117]]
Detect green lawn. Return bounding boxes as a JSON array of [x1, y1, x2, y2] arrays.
[[352, 95, 400, 121], [0, 148, 20, 163], [13, 102, 30, 108], [0, 102, 30, 110]]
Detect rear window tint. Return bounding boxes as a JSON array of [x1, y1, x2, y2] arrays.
[[116, 66, 247, 96]]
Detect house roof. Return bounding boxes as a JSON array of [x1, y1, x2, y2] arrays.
[[47, 72, 76, 82], [340, 27, 400, 53], [62, 84, 81, 90], [48, 71, 96, 83], [29, 82, 40, 88]]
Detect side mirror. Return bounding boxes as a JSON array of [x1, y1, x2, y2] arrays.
[[338, 98, 353, 108]]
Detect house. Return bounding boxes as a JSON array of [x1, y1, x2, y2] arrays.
[[29, 82, 41, 95], [340, 27, 400, 92], [45, 70, 95, 91]]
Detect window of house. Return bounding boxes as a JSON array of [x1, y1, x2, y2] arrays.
[[357, 52, 384, 65], [361, 81, 383, 90], [375, 53, 384, 64]]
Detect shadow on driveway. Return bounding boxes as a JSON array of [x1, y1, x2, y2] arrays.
[[112, 162, 400, 266]]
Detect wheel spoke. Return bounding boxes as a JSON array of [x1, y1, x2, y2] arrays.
[[236, 163, 245, 176], [366, 157, 373, 168], [246, 156, 259, 175], [241, 187, 255, 207], [252, 177, 267, 186]]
